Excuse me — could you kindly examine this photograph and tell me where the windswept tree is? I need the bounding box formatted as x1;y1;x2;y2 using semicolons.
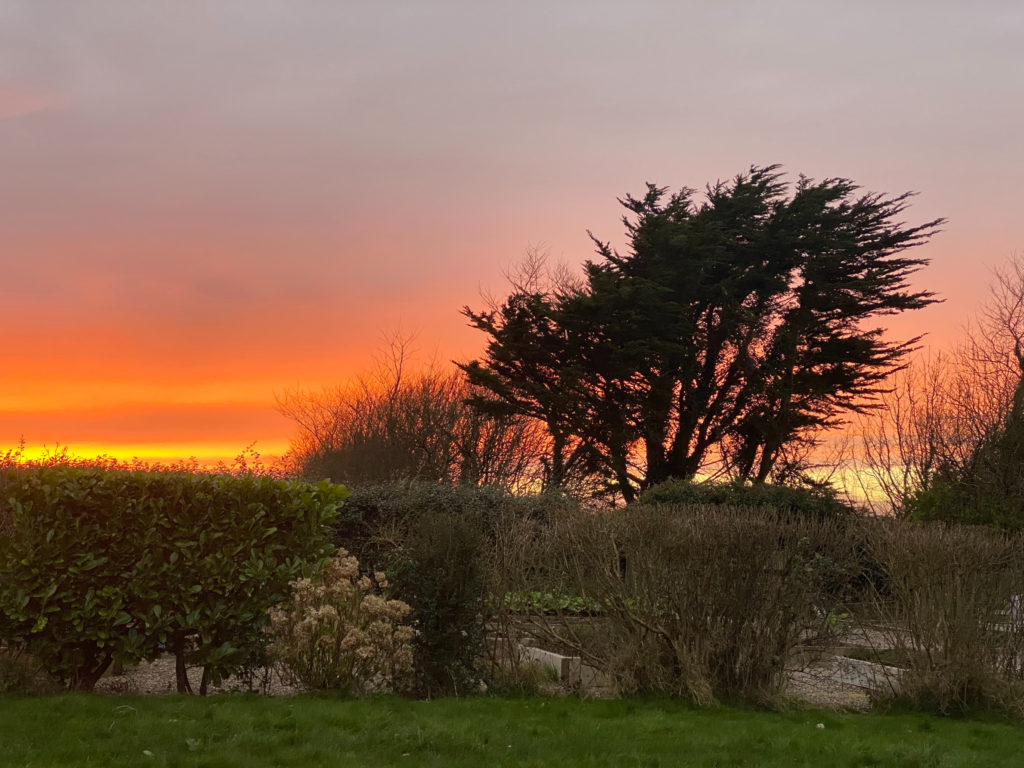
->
463;166;942;502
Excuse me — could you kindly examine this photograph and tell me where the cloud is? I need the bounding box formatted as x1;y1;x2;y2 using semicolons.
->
0;0;1020;462
0;79;67;120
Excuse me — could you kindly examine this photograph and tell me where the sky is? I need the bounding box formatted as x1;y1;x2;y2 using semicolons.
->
1;1;1022;465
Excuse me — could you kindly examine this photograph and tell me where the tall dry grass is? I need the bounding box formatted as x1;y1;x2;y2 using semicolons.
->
858;520;1024;714
494;504;859;705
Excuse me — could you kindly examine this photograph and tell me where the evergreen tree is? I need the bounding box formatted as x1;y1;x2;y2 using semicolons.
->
463;166;942;501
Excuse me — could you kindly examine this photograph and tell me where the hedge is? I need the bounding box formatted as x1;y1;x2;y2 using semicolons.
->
0;466;346;691
638;478;854;518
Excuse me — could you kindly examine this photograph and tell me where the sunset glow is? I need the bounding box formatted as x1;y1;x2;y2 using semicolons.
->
14;441;291;468
2;2;1022;466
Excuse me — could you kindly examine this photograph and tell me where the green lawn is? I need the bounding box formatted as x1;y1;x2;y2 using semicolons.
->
1;695;1022;767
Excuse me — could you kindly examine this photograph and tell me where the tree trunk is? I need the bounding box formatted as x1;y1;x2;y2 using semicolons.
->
609;445;635;504
73;646;113;692
173;634;193;695
546;430;567;490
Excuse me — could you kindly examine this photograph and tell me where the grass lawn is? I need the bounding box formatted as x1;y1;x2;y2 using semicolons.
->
1;695;1022;767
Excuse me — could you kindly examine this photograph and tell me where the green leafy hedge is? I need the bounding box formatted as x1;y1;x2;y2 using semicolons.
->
0;466;346;691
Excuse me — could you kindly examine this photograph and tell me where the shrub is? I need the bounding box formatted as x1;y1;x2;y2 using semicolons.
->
385;511;490;697
333;481;565;563
860;520;1024;715
269;549;414;695
331;481;573;697
495;504;859;705
0;466;345;691
639;479;854;519
640;480;868;633
909;474;1024;530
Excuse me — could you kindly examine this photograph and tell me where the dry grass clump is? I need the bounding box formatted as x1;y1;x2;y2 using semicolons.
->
494;504;858;706
0;645;58;695
269;548;414;695
860;520;1024;714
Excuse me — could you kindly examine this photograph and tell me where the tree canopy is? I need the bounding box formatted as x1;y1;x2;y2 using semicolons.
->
462;166;943;501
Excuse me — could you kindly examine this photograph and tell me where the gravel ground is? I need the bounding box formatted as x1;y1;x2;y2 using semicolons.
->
94;656;304;697
94;623;900;706
96;654;879;710
784;664;874;711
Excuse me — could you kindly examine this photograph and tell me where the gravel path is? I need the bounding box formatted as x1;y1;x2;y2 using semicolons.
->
784;664;874;710
94;656;303;697
97;654;882;711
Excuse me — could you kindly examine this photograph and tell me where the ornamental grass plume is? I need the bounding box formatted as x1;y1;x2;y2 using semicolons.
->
269;548;414;695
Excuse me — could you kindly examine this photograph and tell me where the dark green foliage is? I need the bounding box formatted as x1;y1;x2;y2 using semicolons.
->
502;591;602;616
638;478;855;519
387;511;489;697
464;166;942;501
332;481;575;697
909;478;1009;528
0;466;345;691
333;481;567;564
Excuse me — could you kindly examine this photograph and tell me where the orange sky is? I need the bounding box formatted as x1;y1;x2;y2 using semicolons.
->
2;2;1022;465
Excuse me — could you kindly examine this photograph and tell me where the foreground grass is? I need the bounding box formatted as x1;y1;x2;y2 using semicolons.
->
1;695;1022;767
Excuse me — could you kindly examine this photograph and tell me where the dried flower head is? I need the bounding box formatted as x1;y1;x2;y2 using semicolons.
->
269;548;414;695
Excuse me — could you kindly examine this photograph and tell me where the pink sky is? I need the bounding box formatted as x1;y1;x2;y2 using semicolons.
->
1;1;1022;463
